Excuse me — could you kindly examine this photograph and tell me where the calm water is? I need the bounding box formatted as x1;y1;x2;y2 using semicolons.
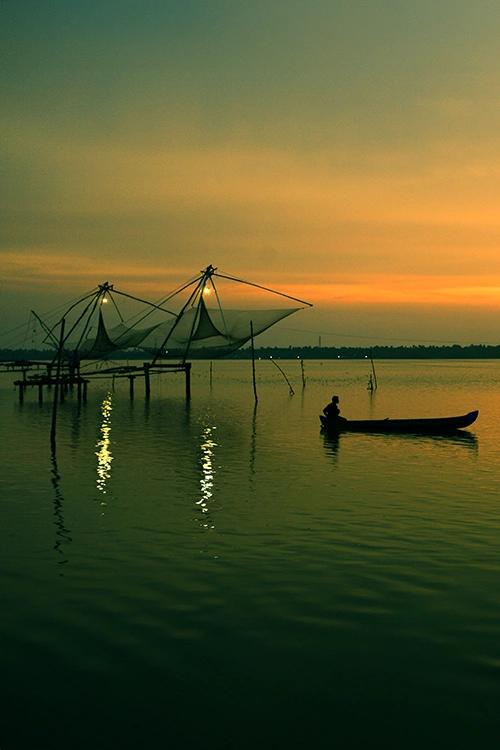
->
2;359;500;748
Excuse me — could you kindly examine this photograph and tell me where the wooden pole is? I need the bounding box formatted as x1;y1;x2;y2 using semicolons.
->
370;348;378;390
144;363;151;399
250;321;258;403
38;382;43;404
209;361;213;389
185;363;191;400
128;375;135;400
50;318;66;451
300;358;306;388
270;358;295;396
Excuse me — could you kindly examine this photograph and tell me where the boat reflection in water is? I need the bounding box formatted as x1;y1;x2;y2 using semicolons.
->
320;410;478;434
195;423;217;529
323;428;478;461
95;392;114;502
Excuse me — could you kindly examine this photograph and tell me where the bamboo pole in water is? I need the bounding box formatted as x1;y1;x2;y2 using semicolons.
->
185;363;191;400
370;348;378;390
250;321;258;403
270;358;295;396
300;358;306;388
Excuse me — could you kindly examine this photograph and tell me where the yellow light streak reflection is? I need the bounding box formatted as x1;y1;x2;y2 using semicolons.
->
95;392;113;498
196;425;217;529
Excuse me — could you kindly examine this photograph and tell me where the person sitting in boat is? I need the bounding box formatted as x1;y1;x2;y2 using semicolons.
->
323;394;345;422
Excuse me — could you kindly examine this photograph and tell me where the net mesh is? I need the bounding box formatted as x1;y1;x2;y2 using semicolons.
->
63;270;309;361
72;304;298;360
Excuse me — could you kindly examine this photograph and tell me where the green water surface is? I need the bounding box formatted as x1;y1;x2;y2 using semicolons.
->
1;360;499;748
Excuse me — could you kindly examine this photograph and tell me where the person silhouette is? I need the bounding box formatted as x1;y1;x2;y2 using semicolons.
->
323;394;341;421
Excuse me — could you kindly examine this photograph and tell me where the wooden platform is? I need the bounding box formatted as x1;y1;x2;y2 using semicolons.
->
9;360;192;402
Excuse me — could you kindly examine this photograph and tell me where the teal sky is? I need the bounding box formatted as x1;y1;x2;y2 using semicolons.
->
3;1;500;346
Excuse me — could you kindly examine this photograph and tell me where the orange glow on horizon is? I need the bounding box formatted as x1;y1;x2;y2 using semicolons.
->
4;249;500;310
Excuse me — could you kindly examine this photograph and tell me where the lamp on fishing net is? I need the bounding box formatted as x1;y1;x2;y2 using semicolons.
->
51;265;313;363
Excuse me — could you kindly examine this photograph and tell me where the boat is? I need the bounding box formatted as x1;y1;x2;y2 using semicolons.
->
320;410;478;434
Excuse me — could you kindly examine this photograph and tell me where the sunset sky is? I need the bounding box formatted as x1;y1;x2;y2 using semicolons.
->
3;0;500;346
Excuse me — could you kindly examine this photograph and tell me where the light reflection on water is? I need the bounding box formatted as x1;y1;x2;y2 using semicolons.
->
196;423;217;529
95;391;113;499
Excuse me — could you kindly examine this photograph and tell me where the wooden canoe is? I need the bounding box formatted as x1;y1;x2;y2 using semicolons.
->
320;410;478;434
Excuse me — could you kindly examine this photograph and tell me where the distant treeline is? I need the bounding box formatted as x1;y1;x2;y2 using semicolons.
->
3;344;500;361
233;344;500;360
